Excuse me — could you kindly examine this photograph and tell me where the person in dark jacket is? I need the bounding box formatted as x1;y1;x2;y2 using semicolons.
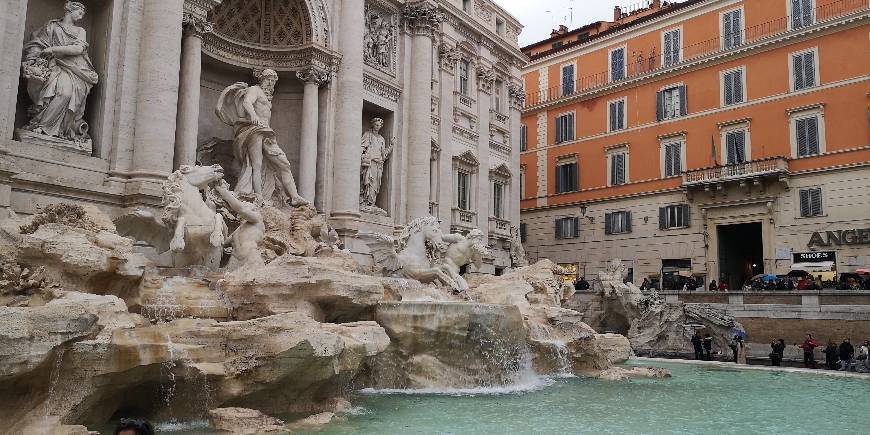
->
709;280;717;291
574;277;590;291
822;340;839;370
799;334;818;369
838;338;855;372
703;334;713;360
770;339;785;366
691;331;704;360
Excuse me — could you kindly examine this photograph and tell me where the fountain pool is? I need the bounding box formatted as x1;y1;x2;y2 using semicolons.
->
307;360;869;435
98;360;870;434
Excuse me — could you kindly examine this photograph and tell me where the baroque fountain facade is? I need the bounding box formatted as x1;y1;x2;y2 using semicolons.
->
0;1;743;433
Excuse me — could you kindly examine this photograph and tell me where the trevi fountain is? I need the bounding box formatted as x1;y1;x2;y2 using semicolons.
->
1;1;868;434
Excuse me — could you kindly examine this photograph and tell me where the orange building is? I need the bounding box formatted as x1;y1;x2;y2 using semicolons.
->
518;0;870;289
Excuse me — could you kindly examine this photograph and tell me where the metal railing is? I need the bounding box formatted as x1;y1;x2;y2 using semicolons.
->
683;157;789;186
525;0;868;107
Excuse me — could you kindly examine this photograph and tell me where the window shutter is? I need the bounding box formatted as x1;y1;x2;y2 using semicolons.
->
682;204;691;227
673;30;681;62
609;102;617;131
723;12;733;47
804;51;815;88
656;91;664;121
659;207;667;230
678;85;688;116
520;223;527;242
811;188;823;216
625;211;632;233
568;113;575;141
605;213;612;234
555;116;563;144
732;11;742;46
796;118;809;157
664;144;674;177
664;32;673;66
792;0;802;28
734;70;743;103
726;134;737;164
736;131;746;162
617;101;625;129
802;0;813;26
610;155;617;185
673;143;682;175
571;163;578;191
799;189;811;217
573;217;581;238
793;54;805;89
807;117;819;155
616;154;626;185
724;72;734;105
555;219;562;239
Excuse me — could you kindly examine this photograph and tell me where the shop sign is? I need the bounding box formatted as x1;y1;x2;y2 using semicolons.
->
792;251;836;263
807;229;870;248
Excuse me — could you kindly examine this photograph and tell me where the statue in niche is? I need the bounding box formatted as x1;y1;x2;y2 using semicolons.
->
215;69;309;207
359;117;394;215
364;7;395;71
19;1;99;152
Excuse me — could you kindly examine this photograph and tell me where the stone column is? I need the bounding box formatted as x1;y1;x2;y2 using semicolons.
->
296;66;329;203
173;14;212;170
508;82;525;226
403;2;441;221
0;0;28;140
131;0;184;178
476;66;496;239
331;0;366;218
437;43;460;232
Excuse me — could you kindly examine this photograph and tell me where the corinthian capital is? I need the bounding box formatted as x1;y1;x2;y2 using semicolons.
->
476;66;496;94
182;13;213;37
438;43;463;72
508;82;525;110
403;2;444;37
296;66;331;86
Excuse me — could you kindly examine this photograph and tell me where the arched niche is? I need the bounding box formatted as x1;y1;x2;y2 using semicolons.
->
15;0;114;158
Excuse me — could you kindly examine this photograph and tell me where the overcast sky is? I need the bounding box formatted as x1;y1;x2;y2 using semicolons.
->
493;0;628;47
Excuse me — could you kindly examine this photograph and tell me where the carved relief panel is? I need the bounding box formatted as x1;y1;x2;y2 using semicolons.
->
364;2;399;76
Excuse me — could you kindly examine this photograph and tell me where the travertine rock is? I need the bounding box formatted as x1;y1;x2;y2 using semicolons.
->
221;255;385;322
628;302;743;356
207;407;286;434
595;366;672;381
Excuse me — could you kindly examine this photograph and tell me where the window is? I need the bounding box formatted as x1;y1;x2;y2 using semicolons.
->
722;67;745;106
492;181;505;218
608;98;626;132
791;49;818;91
561;64;575;96
799;187;823;217
663;141;683;177
662;28;681;67
791;0;815;29
659;204;690;229
496;18;505;35
725;129;747;164
520;223;527;243
610;47;626;82
457;171;471;210
722;8;743;50
555;217;580;239
605;211;632;235
520;125;528;151
462;0;471;12
656;85;687;121
795;116;821;157
552;41;563;49
494;79;503;112
609;152;627;186
459;60;470;95
554;112;575;144
555;160;578;193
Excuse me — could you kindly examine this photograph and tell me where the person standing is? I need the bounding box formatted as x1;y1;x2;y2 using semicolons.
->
858;340;870;372
770;339;785;366
799;334;818;369
703;334;713;360
822;340;839;370
709;280;718;291
735;336;747;364
691;331;704;360
838;338;855;371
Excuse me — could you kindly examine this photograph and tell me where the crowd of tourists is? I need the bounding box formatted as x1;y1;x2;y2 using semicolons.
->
690;332;870;373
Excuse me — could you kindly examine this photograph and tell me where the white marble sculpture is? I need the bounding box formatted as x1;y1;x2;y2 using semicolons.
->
509;226;529;268
598;258;643;301
20;1;99;152
213;181;265;271
115;165;228;269
215;69;309;206
360;117;394;213
364;8;395;71
359;217;490;292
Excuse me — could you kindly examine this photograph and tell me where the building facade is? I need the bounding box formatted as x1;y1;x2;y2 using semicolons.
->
0;0;526;273
519;0;870;289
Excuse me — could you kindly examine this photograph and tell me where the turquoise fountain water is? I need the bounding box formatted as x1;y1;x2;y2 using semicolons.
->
307;360;870;435
97;360;870;434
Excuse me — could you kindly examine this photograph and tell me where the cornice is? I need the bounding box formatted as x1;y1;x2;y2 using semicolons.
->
438;3;527;67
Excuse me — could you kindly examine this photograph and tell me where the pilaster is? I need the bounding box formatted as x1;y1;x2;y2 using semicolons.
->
0;0;28;140
476;64;495;238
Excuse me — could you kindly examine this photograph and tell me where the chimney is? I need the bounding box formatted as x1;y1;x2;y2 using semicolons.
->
652;0;662;10
613;6;622;22
558;24;569;35
551;28;559;38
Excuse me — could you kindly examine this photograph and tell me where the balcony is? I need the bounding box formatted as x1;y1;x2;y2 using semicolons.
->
490;109;509;128
488;217;511;239
451;208;477;233
683;157;789;188
454;91;476;114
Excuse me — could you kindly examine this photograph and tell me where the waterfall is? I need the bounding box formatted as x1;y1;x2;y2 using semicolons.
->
142;277;186;322
42;347;66;418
